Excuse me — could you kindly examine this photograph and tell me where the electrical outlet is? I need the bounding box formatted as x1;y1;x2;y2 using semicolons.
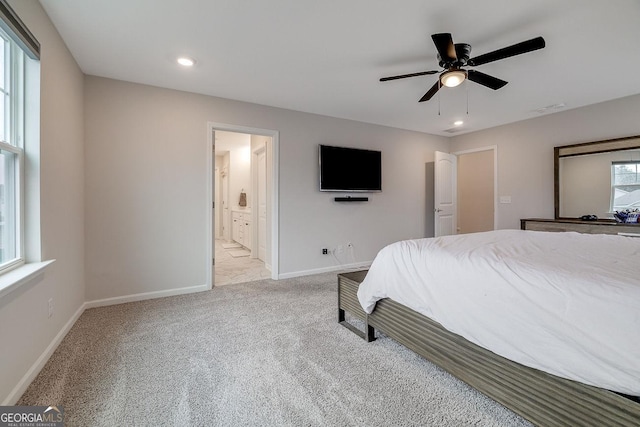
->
322;248;328;255
48;298;53;318
335;245;344;255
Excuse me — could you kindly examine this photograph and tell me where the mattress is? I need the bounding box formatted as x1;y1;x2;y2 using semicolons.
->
357;229;640;396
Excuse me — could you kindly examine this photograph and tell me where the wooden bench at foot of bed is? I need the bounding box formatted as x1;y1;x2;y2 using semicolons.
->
337;270;640;427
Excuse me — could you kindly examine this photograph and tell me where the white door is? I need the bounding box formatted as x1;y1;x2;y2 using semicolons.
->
257;148;267;261
434;151;457;237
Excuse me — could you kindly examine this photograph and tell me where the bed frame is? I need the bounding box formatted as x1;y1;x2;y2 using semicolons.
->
338;270;640;427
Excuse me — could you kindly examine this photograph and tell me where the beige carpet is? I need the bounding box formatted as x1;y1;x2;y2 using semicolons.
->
18;272;530;426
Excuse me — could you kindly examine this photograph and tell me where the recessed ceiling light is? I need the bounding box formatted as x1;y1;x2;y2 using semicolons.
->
453;120;464;126
177;57;195;67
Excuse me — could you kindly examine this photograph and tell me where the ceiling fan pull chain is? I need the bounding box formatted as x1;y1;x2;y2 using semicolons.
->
438;79;441;116
466;80;469;115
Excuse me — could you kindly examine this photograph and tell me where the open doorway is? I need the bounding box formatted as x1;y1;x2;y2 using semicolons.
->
455;146;497;234
207;122;279;289
433;147;497;237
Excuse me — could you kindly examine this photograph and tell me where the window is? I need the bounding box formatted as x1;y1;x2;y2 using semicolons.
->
611;161;640;212
0;0;40;275
0;27;24;271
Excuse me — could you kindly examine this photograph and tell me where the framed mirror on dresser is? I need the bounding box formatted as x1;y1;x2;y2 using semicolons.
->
522;135;640;235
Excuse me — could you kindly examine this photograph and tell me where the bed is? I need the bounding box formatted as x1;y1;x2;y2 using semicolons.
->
337;229;640;426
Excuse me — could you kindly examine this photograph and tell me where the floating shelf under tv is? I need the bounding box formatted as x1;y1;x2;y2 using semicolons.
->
334;196;369;202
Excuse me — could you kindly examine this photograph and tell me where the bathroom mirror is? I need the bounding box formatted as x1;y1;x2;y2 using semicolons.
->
555;135;640;219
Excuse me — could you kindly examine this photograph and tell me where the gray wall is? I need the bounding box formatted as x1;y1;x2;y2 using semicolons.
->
1;1;85;404
84;76;450;301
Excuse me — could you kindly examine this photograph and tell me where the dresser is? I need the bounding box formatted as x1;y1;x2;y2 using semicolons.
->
521;218;640;236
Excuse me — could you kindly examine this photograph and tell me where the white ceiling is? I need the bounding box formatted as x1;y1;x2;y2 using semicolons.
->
39;0;640;137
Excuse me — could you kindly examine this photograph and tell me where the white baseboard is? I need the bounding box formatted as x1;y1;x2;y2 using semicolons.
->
277;261;371;280
2;302;86;405
85;283;210;309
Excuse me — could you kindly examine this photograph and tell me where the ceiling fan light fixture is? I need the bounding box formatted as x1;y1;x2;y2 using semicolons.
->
440;70;466;87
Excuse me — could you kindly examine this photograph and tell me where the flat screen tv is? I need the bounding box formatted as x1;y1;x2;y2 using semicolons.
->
319;144;382;192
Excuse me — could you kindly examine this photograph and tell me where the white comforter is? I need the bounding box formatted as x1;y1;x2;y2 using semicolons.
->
357;229;640;396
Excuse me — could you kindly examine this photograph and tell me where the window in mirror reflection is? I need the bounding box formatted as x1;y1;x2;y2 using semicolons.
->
611;161;640;211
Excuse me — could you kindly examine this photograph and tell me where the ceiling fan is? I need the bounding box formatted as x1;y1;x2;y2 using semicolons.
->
380;33;546;102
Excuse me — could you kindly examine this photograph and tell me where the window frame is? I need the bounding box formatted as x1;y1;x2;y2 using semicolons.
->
0;26;25;273
0;0;53;298
610;160;640;212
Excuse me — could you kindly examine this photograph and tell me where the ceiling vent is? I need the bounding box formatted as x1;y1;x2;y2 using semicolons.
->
443;127;464;133
534;102;566;114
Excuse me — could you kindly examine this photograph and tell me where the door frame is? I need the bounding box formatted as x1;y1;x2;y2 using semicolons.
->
206;121;279;288
453;145;498;231
214;166;220;238
251;144;267;262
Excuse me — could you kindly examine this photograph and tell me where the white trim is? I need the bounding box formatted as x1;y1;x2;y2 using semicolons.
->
251;144;267;260
0;140;22;154
206;123;213;288
206;121;279;285
84;283;209;309
271;131;279;279
453;145;498;230
278;261;373;280
0;259;54;299
23;55;41;264
2;300;84;405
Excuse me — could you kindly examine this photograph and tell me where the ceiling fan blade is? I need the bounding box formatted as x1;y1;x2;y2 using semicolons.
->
380;70;439;82
431;33;457;62
467;36;545;66
467;70;508;90
419;81;440;102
